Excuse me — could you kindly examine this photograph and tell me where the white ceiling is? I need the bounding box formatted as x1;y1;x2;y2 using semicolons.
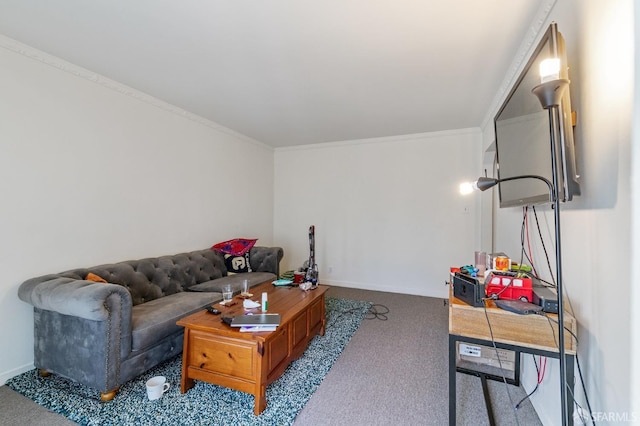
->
0;0;544;147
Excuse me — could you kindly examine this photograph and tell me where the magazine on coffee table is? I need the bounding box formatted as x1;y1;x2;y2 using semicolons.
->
230;314;281;327
238;325;278;332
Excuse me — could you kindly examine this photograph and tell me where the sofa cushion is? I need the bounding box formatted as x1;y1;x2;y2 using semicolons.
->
188;272;276;293
130;292;222;351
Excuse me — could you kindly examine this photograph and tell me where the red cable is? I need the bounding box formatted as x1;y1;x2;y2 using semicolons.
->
525;207;535;270
538;356;547;384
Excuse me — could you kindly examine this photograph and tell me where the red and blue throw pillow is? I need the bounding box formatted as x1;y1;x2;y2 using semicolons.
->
211;238;257;256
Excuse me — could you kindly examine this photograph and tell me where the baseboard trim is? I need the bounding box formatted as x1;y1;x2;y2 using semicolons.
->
0;362;34;386
321;279;447;299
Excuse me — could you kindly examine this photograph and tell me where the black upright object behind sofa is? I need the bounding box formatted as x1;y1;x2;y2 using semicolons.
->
18;246;283;400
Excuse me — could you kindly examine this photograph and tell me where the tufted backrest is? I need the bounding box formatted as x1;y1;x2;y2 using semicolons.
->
249;246;283;278
62;249;226;306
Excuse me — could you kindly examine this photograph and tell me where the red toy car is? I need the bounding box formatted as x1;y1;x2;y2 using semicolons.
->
484;273;533;302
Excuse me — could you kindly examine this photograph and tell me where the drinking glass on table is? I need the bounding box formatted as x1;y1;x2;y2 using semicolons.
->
222;284;233;303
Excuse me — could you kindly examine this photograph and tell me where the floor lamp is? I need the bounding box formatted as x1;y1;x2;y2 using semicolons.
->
459;70;571;425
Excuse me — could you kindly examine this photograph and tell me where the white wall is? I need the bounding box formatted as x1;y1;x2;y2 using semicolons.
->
0;37;275;384
273;129;481;298
632;0;640;419
482;0;636;424
3;3;637;423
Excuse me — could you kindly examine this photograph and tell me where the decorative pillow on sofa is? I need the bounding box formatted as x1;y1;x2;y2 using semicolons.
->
85;272;107;283
224;253;252;275
212;238;257;256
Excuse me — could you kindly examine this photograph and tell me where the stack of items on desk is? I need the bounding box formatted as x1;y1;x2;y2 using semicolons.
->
451;253;558;313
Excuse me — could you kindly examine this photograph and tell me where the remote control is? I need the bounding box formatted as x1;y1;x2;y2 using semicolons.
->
206;306;221;315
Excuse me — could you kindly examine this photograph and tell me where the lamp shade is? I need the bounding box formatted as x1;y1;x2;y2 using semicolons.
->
475;177;500;191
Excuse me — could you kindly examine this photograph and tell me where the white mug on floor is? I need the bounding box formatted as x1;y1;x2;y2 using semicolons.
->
146;376;170;400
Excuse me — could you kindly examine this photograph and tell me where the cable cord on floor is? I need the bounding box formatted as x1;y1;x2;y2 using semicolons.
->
494;206;592;424
325;304;389;331
366;304;389;320
574;352;596;425
325;307;368;330
526;205;593;423
543;315;596;426
514;354;544;410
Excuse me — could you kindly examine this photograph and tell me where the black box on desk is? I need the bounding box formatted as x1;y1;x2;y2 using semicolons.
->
453;273;485;307
533;284;559;313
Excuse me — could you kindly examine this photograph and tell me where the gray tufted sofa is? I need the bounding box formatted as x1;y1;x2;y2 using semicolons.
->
18;246;283;400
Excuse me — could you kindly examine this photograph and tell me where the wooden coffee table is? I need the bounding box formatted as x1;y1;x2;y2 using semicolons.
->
177;281;329;415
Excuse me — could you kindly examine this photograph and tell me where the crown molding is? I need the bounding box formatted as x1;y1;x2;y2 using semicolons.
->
0;33;273;151
274;127;482;152
480;0;557;132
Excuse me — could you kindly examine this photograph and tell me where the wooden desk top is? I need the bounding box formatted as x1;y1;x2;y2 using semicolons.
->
449;286;576;354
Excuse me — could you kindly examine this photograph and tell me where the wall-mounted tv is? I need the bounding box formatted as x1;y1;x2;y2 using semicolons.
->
494;22;580;208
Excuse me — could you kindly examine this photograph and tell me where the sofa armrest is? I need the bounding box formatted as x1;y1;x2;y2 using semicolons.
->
21;275;134;392
249;246;284;277
19;274;133;321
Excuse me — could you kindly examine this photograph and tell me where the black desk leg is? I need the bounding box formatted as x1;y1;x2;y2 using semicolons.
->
566;354;575;426
480;373;496;426
449;335;457;426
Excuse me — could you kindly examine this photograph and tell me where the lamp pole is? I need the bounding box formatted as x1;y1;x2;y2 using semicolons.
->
532;79;570;426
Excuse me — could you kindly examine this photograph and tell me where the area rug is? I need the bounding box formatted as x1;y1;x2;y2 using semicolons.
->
7;297;371;426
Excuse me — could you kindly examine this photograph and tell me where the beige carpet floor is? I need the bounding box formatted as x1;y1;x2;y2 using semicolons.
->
0;286;542;425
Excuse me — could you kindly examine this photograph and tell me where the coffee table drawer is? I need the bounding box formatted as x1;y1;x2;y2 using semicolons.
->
188;330;256;381
309;298;323;330
292;310;308;347
265;324;289;372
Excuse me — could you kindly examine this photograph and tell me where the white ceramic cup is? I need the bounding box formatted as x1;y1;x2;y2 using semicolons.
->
146;376;170;401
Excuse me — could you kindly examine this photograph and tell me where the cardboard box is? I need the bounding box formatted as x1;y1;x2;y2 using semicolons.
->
456;342;517;382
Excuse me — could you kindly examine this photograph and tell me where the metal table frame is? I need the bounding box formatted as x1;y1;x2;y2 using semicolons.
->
449;333;575;426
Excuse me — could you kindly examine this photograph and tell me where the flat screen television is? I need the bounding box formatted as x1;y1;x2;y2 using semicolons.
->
494;22;580;208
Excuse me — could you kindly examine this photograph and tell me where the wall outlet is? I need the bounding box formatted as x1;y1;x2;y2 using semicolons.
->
328;266;333;274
